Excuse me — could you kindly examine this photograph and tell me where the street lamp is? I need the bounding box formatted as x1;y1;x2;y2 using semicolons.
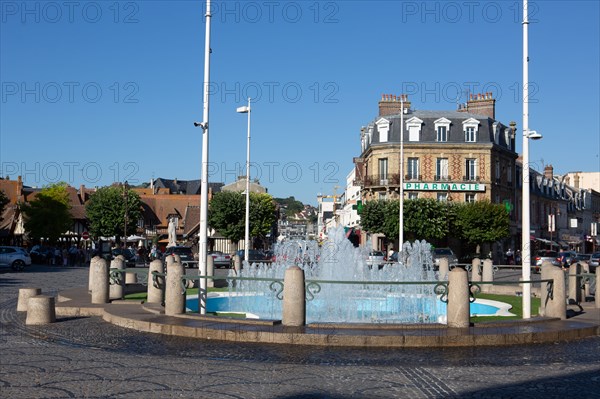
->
237;98;251;264
123;181;129;246
398;94;405;258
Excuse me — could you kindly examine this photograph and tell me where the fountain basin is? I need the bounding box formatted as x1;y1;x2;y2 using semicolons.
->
186;294;514;323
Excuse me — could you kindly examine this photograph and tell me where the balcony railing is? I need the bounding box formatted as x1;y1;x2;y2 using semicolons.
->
463;175;481;182
434;175;452;181
363;174;401;187
404;174;422;181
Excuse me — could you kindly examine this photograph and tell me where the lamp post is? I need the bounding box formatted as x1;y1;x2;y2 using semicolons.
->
123;181;129;247
398;94;405;257
237;98;251;264
193;0;212;315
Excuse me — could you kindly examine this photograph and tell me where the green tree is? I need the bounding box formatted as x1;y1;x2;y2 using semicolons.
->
85;186;142;241
0;189;9;223
359;200;386;234
209;191;277;246
402;198;452;242
454;200;510;248
21;183;72;244
208;191;245;243
249;192;277;242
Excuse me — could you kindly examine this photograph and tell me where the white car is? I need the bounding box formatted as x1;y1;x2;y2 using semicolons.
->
0;246;32;271
366;251;386;269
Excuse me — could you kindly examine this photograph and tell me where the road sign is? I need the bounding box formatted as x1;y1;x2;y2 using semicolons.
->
82;231;90;240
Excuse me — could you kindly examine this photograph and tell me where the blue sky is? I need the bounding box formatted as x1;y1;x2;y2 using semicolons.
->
1;0;599;204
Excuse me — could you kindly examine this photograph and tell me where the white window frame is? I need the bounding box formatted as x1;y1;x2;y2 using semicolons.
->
465;193;477;203
436;158;449;180
405;116;423;142
376;118;390;143
408;192;419;200
466;158;477;181
434;117;451;142
437;192;449;202
378;158;388;183
462;118;480;142
408;158;420;180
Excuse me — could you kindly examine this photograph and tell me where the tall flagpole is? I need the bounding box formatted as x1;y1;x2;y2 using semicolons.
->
197;0;212;315
399;95;404;257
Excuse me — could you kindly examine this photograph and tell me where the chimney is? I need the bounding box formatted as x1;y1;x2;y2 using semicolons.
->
378;94;411;116
459;92;496;119
544;164;554;180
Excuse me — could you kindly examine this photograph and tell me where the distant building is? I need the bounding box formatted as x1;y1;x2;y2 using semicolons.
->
221;176;267;194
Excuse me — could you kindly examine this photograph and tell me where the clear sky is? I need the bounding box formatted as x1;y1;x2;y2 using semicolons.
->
1;0;599;204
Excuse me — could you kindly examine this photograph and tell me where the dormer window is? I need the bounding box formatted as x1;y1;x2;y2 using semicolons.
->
434;118;451;142
462;118;480;142
405;116;423;142
376;118;390;143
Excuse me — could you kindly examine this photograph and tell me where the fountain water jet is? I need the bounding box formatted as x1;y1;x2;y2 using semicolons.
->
222;227;444;324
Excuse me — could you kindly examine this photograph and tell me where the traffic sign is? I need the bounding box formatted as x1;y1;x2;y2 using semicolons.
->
82;231;90;240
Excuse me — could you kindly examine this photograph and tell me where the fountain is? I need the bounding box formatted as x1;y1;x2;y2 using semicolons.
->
208;227;446;324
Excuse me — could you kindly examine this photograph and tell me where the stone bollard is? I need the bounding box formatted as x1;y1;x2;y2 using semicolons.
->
438;258;449;280
26;295;56;325
579;262;591;298
447;268;470;328
147;259;165;304
207;255;214;288
596;271;600;309
568;262;582;305
109;258;126;300
165;261;185;315
482;259;494;293
17;288;41;312
89;256;101;292
234;255;241;276
125;271;138;285
91;257;110;304
282;266;306;327
471;258;481;282
541;262;566;319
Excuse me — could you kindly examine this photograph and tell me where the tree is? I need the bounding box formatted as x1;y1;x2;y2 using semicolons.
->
21;183;73;244
249;192;277;244
85;185;142;241
359;200;386;234
208;191;277;247
0;189;9;223
454;200;510;249
403;198;452;242
208;191;245;243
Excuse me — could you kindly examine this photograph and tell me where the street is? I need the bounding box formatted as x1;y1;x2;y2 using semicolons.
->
1;265;599;399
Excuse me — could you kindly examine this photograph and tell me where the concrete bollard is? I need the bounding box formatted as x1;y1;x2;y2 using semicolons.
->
125;271;137;285
147;259;165;304
89;256;101;292
596;271;600;309
109;258;126;300
541;262;566;319
579;261;591;298
438;258;449;280
207;255;214;288
17;288;41;312
482;259;494;293
234;255;241;276
165;261;185;315
447;268;470;328
91;257;110;304
282;266;306;327
471;258;481;282
568;262;582;305
26;295;56;325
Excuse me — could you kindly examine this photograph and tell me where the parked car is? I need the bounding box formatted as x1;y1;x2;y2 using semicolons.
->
0;246;32;271
232;249;269;266
163;246;196;267
208;251;231;268
29;245;55;264
431;248;458;271
589;253;600;273
366;250;386;269
111;248;137;268
533;250;560;272
558;251;577;267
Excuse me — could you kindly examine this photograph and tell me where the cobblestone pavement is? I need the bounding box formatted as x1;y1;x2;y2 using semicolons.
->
1;266;599;399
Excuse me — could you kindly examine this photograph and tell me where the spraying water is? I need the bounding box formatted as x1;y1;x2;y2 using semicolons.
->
226;227;443;324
